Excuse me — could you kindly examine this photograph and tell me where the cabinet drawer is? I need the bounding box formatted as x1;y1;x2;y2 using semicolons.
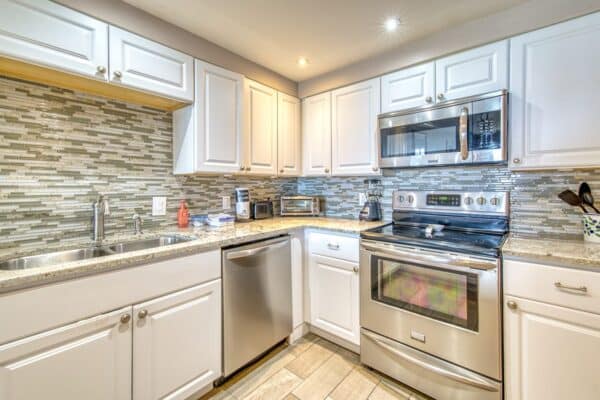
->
504;259;600;315
308;231;359;262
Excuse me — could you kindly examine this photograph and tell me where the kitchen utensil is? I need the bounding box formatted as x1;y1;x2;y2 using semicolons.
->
579;182;599;213
558;190;588;213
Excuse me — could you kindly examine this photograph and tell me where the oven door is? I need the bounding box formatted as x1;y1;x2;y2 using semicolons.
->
359;240;502;380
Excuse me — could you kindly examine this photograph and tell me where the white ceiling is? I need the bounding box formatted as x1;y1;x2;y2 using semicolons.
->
123;0;525;82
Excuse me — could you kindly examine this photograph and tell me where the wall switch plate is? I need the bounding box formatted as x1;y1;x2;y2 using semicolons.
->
222;196;231;210
152;196;166;216
358;193;367;204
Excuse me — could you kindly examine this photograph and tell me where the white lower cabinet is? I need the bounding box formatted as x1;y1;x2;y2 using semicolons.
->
504;259;600;399
0;306;132;400
307;231;360;346
133;280;222;400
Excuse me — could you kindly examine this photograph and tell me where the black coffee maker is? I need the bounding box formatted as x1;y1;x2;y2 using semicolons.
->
359;179;382;221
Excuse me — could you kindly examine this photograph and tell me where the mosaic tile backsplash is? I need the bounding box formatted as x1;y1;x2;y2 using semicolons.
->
0;76;295;252
1;75;599;253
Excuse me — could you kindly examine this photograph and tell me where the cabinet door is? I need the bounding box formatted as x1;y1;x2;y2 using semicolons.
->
243;79;278;175
133;280;221;400
331;78;380;176
504;296;600;400
0;306;132;400
197;60;244;173
0;0;108;80
109;26;194;102
277;92;302;176
436;40;507;102
309;254;359;345
509;13;600;170
302;92;332;176
381;62;435;113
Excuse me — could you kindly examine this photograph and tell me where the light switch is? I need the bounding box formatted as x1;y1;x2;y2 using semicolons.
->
222;196;231;210
152;196;166;216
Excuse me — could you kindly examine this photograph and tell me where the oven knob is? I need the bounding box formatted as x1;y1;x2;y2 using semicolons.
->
407;195;414;204
464;197;473;205
477;197;486;205
397;195;405;203
490;197;500;206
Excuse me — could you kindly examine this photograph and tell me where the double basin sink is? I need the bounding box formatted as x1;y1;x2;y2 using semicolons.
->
0;235;194;271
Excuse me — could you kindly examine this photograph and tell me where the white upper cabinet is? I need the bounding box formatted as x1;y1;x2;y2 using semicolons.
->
109;26;194;102
243;79;278;175
331;78;381;176
0;306;132;400
277;92;302;176
436;40;508;101
381;62;435;113
0;0;108;80
302;92;332;176
509;12;600;170
173;60;243;174
133;281;221;400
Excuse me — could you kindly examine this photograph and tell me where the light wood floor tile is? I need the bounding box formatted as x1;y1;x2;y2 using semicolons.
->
285;340;334;379
316;338;360;364
289;334;319;357
328;366;380;400
244;368;302;400
283;394;300;400
230;350;298;399
292;354;354;400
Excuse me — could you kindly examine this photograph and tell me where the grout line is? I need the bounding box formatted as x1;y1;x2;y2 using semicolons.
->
322;362;356;400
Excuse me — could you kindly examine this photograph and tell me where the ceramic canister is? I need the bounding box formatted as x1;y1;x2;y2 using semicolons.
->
583;213;600;243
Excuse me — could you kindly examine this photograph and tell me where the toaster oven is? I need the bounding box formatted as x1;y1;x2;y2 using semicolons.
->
280;196;320;216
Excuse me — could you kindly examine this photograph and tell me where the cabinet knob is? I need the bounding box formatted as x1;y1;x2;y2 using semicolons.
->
114;70;122;78
353;266;359;273
246;166;251;171
279;169;284;173
324;168;330;173
240;166;245;171
512;158;521;164
120;314;131;324
425;96;433;103
507;301;518;310
437;93;445;100
96;66;106;74
138;309;148;319
372;166;378;172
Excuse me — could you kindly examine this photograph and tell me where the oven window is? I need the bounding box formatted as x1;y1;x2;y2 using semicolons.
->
283;199;312;213
371;256;478;331
380;117;459;158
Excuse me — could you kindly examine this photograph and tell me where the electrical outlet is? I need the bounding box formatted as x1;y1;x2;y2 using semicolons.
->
222;196;231;210
358;193;367;204
152;196;166;216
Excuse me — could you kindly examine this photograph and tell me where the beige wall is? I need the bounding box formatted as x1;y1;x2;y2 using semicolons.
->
54;0;298;96
298;0;600;98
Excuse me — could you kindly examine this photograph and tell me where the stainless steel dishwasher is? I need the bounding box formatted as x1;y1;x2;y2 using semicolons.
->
222;235;292;377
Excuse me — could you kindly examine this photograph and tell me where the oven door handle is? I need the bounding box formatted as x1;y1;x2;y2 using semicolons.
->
362;330;499;392
459;107;469;160
361;242;497;271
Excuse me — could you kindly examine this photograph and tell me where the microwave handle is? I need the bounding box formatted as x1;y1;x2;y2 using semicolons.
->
459;107;469;160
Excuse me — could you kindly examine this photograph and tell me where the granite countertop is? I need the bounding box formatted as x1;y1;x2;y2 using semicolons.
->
502;234;600;272
0;217;388;293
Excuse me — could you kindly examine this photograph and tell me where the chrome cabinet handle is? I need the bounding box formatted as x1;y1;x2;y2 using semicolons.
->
120;314;131;324
114;70;122;78
327;243;340;250
97;66;106;74
437;93;445;100
425;96;433;103
506;300;517;310
555;282;587;293
459;107;469;161
138;309;148;319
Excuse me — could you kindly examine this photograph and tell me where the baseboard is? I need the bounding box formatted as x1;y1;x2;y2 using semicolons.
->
308;324;360;354
289;322;310;343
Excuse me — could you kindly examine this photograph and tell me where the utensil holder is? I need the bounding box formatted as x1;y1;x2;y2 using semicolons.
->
583;213;600;243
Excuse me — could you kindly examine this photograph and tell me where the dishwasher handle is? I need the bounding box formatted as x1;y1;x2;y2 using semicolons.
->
226;237;289;260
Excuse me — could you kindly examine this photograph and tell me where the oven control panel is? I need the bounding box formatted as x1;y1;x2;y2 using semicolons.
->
393;191;509;215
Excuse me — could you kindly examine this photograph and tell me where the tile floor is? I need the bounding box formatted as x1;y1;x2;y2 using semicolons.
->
200;334;431;400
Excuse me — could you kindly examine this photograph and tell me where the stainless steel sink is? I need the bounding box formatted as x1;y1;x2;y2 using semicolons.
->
0;235;194;271
106;235;193;253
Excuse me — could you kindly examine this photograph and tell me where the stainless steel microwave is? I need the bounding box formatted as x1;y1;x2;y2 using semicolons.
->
378;90;507;168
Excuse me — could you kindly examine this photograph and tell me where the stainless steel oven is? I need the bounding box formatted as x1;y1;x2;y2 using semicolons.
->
378;90;507;168
360;240;502;400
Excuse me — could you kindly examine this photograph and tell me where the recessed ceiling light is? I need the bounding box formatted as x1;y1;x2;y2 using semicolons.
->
384;17;400;32
297;57;308;67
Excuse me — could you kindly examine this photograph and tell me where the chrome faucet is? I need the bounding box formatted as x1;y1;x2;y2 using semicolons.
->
132;213;143;235
91;195;110;243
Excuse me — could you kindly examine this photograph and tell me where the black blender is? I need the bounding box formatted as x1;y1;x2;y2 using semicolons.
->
359;179;382;221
